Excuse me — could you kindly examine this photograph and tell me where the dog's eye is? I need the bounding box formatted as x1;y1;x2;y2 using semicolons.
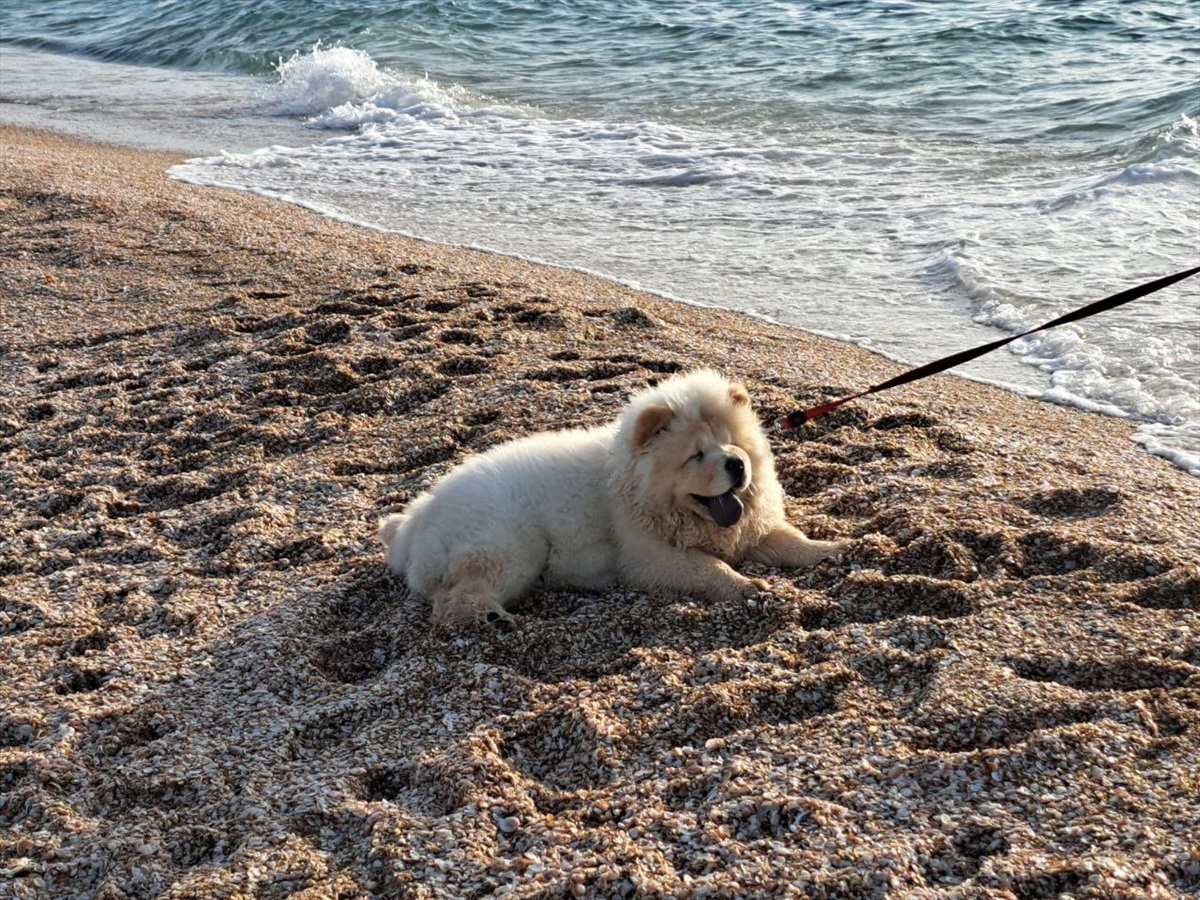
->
690;450;704;462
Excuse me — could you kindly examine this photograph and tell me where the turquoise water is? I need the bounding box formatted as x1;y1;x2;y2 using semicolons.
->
2;1;1198;472
3;1;1195;137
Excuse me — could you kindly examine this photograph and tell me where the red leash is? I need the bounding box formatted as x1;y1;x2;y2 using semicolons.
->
776;264;1200;430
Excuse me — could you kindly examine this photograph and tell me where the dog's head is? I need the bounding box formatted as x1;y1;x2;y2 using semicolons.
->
614;370;773;541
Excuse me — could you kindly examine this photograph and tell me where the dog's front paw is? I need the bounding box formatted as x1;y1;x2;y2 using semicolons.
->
729;575;770;600
825;538;854;558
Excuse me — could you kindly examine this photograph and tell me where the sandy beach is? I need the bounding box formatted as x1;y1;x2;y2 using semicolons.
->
2;125;1198;898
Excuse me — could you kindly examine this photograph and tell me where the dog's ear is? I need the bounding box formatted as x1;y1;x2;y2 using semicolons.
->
728;383;751;406
631;404;672;452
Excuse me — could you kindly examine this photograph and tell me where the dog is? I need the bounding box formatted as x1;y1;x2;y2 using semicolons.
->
379;370;847;625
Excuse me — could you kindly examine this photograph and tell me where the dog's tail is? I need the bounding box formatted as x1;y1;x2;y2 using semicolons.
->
378;511;414;575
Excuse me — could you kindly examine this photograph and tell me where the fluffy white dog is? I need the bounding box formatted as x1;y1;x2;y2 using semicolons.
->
380;370;847;625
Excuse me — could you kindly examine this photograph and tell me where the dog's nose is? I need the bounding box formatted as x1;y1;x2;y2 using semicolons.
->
724;456;745;485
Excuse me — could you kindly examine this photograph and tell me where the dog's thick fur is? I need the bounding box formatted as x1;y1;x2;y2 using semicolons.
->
380;370;847;625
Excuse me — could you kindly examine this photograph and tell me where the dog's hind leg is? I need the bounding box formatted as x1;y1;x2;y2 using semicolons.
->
431;580;514;626
431;539;548;626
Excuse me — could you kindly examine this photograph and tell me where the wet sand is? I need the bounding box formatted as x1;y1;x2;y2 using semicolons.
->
2;126;1198;898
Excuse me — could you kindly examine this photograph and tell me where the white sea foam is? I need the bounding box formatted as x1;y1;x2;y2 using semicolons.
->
1132;423;1200;477
268;43;478;129
206;148;303;169
270;45;392;116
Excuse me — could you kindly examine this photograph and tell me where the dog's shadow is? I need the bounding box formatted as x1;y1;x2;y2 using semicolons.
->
444;584;791;684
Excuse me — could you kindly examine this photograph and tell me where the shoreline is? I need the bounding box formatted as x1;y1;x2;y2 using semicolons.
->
169;168;1057;404
3;125;1198;897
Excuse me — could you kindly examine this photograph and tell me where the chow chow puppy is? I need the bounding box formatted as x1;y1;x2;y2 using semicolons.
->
379;370;847;625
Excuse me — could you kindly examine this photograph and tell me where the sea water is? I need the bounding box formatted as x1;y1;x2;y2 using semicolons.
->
2;1;1197;474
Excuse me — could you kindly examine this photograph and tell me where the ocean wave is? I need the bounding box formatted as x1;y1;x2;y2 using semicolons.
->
270;46;392;117
1101;161;1200;188
1106;113;1200;184
1030;114;1199;214
267;44;476;127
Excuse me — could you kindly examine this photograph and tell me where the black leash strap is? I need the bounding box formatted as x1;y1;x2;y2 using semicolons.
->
776;264;1200;430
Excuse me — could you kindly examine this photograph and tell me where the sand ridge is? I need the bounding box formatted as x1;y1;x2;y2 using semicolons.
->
2;127;1198;898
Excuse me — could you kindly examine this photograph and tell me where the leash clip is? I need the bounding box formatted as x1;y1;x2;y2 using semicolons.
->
770;413;800;434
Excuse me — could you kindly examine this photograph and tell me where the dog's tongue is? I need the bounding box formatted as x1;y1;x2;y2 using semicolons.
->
707;491;743;528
